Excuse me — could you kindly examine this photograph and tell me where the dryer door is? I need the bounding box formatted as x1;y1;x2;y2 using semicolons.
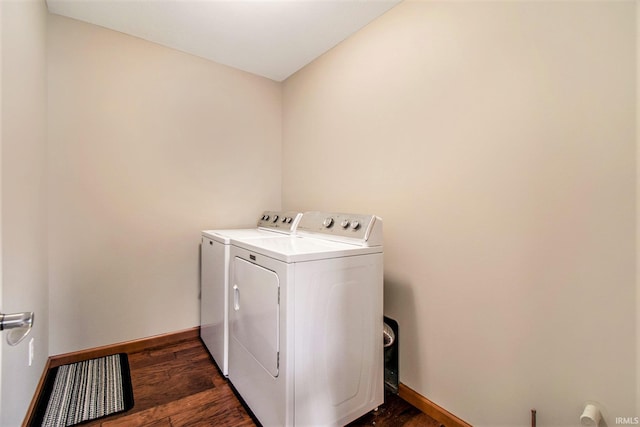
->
231;257;280;377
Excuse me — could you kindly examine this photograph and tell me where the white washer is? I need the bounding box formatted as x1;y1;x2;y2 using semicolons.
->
228;211;384;427
200;210;301;376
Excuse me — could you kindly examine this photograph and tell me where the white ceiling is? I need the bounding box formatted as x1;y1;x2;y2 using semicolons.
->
46;0;402;82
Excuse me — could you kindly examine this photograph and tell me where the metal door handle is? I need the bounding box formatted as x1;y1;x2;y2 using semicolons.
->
233;285;240;311
0;311;34;346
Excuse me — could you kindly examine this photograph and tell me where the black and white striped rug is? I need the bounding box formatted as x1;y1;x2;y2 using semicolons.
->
32;354;134;427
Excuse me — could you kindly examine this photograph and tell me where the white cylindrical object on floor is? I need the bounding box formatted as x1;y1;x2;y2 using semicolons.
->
580;403;602;426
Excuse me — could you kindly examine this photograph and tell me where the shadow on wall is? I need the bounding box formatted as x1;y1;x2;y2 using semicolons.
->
383;274;422;387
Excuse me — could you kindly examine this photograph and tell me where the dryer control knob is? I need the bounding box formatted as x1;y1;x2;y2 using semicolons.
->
263;215;270;221
323;217;334;228
272;215;279;223
341;220;350;229
351;220;361;230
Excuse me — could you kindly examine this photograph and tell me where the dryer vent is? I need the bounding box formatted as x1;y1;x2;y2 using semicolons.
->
383;316;399;393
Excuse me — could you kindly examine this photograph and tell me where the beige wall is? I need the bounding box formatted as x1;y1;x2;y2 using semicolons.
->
1;2;636;424
47;15;282;355
636;0;640;417
283;2;636;425
1;0;49;424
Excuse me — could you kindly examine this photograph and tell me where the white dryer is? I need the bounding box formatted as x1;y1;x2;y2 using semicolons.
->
228;211;384;427
200;211;301;376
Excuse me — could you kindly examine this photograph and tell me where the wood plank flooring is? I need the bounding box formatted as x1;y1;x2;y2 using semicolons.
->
72;336;442;427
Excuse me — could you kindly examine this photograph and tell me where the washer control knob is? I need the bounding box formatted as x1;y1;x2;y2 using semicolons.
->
341;220;350;229
272;215;279;223
351;220;360;230
323;217;334;228
263;215;270;221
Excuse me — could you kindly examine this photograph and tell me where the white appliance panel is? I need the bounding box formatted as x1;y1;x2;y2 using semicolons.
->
200;236;229;374
232;257;280;377
231;235;380;263
294;254;384;426
229;248;294;427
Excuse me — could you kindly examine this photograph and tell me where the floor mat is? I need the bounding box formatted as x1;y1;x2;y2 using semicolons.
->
31;353;134;427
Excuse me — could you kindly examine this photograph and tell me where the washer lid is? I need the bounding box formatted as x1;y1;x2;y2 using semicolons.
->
202;210;303;243
231;236;382;263
202;228;283;244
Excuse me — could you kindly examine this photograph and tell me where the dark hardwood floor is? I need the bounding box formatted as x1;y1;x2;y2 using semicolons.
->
76;336;441;427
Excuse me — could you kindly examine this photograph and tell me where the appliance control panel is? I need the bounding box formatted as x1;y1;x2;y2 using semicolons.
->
257;211;302;233
296;211;383;246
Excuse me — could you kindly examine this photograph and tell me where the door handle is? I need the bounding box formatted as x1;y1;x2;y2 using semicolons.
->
233;285;240;311
0;311;34;346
